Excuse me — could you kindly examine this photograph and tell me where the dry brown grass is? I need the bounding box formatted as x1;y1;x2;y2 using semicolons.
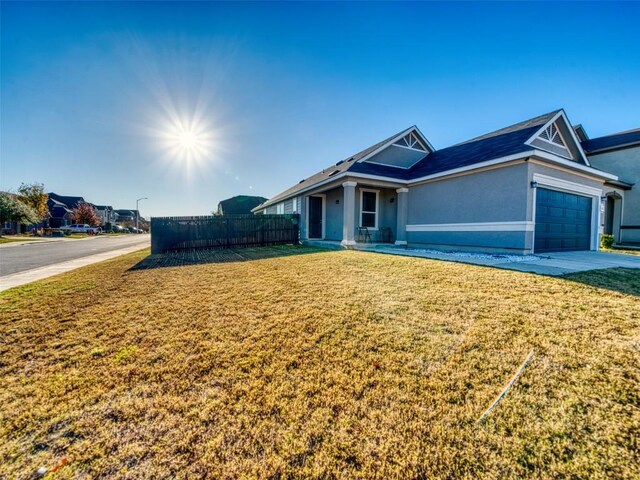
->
1;247;639;479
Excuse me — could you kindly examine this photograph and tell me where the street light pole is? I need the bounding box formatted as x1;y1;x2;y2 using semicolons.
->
136;197;148;232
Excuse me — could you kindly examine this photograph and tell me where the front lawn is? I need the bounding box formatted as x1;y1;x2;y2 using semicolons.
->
1;247;638;478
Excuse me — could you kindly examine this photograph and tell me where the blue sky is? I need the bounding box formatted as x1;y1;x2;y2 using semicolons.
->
2;1;639;217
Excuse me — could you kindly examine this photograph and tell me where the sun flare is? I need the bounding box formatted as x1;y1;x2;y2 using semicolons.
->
178;130;199;149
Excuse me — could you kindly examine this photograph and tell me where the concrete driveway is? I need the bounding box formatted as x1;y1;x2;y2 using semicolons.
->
366;244;640;276
495;251;640;276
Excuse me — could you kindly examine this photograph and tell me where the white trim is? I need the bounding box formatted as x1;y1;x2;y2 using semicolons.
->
406;221;535;232
525;110;591;166
356;126;435;166
534;130;573;160
305;194;326;240
532;173;603;197
531;186;537;254
392;143;427;153
342;181;358;188
396;187;409;193
530;150;616;180
359;188;379;230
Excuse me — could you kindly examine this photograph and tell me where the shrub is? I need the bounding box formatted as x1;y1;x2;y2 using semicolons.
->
601;234;615;249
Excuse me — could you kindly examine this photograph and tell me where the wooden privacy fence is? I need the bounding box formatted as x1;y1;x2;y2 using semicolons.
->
150;214;300;254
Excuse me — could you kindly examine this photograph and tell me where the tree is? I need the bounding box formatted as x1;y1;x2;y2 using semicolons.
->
17;182;49;223
0;192;38;231
71;203;100;226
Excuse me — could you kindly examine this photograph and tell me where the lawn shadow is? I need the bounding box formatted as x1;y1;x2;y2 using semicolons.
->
561;267;640;297
129;245;327;271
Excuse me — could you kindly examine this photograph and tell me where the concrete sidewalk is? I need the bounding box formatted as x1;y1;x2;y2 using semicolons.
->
0;243;148;292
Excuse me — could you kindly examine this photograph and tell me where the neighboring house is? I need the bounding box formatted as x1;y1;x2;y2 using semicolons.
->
579;129;640;245
47;193;86;228
94;205;115;226
217;195;268;215
254;109;636;254
113;209;136;223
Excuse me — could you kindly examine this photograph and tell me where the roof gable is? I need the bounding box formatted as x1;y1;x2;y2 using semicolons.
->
358;126;433;169
524;110;590;165
48;193;86;209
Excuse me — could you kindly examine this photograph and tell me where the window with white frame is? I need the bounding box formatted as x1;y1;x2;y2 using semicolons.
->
360;190;378;228
276;203;284;214
292;197;297;213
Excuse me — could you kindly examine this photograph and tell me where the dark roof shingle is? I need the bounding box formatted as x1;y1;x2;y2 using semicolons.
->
260;110;592;208
581;129;640;153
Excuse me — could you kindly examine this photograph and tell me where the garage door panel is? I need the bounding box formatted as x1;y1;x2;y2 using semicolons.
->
535;188;592;253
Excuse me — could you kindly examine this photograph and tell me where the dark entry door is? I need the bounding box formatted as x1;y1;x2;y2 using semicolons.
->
308;196;323;239
534;188;592;253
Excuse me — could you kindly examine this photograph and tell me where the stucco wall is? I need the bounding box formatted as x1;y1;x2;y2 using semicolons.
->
588;146;640;242
408;163;529;224
324;188;344;241
405;163;530;251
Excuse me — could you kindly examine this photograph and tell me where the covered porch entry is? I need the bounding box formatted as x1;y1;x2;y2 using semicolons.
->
303;179;408;246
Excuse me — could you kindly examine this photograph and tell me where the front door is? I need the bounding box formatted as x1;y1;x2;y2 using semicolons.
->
308;196;323;239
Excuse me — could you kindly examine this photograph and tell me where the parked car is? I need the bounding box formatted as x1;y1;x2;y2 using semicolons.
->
64;224;99;234
128;227;143;234
111;225;127;233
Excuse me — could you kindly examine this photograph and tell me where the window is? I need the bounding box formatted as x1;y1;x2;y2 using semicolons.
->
360;190;378;228
292;197;298;213
276;203;284;214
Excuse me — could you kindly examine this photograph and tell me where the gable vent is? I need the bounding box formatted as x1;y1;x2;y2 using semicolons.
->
540;123;565;146
393;132;426;151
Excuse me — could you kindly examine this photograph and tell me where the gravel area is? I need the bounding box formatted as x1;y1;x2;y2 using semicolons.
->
377;246;542;263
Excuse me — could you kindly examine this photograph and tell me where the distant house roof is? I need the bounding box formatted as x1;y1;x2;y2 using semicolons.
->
581;128;640;154
114;209;136;217
218;195;268;215
257;109;612;211
50;205;73;218
94;205;113;210
47;193;86;209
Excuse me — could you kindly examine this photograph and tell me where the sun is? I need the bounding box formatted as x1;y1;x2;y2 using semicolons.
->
177;129;199;150
163;121;212;164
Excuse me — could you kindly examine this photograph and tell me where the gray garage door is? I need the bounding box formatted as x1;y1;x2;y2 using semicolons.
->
535;188;592;253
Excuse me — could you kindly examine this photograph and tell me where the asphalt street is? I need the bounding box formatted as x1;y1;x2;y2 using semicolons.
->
0;235;150;276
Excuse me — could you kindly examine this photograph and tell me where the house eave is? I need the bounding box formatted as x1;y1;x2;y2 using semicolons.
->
530;150;618;181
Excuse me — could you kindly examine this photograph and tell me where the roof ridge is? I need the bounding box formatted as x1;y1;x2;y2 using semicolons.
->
586;127;640;140
453;109;562;146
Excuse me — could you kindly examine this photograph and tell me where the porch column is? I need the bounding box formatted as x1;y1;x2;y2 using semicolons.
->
341;181;357;246
395;187;409;246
